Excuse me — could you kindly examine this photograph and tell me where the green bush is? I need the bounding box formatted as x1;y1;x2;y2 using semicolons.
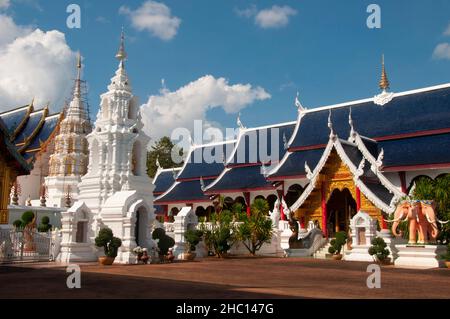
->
13;219;22;228
95;227;122;258
328;231;347;255
236;198;273;256
200;210;236;258
21;211;35;226
412;175;450;244
152;228;175;256
38;216;52;232
368;237;390;262
184;229;203;252
441;243;450;261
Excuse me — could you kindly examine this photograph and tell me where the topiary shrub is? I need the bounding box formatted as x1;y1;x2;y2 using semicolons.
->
152;228;175;261
13;219;22;229
95;227;122;258
368;237;390;262
328;231;347;255
184;229;203;252
38;216;52;232
21;211;35;227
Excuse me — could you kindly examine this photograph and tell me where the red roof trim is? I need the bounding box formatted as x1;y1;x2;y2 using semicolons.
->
154;199;212;205
288;128;450;151
289;144;327;152
205;185;275;195
382;162;450;172
373;128;450;142
267;174;307;181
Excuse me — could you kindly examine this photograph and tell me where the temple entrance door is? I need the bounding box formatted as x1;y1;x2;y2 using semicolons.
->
134;207;148;247
326;188;357;238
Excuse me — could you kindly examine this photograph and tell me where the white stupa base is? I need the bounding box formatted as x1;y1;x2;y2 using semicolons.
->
56;243;97;263
344;245;375;262
394;244;446;269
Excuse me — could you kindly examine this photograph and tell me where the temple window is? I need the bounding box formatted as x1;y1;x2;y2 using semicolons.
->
131;141;141;176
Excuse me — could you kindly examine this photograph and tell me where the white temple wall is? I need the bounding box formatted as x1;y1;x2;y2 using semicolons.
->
15;152;50;205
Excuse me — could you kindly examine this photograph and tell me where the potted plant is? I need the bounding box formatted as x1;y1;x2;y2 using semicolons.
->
328;231;347;260
152;228;175;263
184;229;203;261
368;237;391;265
95;227;122;265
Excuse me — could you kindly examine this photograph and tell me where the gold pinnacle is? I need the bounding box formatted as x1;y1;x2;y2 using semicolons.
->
379;54;390;91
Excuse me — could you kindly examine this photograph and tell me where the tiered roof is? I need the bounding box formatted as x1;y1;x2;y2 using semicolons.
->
0;103;62;163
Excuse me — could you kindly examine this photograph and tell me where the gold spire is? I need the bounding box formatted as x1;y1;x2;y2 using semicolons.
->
74;51;82;97
379;54;390;91
115;28;127;64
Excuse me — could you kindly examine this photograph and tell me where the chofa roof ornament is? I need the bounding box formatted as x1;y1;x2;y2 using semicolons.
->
374;54;394;106
295;91;307;112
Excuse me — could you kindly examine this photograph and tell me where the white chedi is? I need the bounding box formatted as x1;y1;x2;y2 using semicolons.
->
57;32;155;264
45;53;92;208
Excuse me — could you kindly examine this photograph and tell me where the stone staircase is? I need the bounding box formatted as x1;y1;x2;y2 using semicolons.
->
313;239;331;259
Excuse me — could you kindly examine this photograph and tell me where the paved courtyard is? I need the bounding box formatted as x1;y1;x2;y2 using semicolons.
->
1;257;449;299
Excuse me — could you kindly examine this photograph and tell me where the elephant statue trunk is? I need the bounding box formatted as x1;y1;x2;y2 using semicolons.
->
391;201;409;237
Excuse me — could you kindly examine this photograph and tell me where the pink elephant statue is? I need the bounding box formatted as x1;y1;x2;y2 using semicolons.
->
392;199;440;245
418;201;439;244
391;200;419;244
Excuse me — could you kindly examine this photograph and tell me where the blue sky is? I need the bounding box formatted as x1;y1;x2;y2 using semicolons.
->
2;0;450;140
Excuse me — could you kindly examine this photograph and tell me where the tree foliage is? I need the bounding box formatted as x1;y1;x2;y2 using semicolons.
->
146;136;184;178
412;175;450;244
200;210;236;258
236;198;273;256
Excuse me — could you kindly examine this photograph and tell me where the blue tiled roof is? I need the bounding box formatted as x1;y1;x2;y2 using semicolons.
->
341;140;364;168
153;170;177;195
26;115;59;151
269;148;323;179
14;110;45;145
0;105;30;136
155;180;211;204
177;142;234;180
206;165;273;193
290;86;450;149
0;118;31;174
228;123;295;165
380;133;450;168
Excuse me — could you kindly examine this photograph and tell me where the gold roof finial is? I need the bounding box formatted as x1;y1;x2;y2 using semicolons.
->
74;51;82;97
379;54;390;92
115;27;127;64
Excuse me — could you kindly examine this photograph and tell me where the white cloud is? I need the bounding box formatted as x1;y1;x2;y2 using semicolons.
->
432;43;450;60
119;1;181;41
0;14;31;46
234;4;257;18
140;75;271;140
0;0;10;10
255;5;297;29
444;23;450;36
0;14;76;111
